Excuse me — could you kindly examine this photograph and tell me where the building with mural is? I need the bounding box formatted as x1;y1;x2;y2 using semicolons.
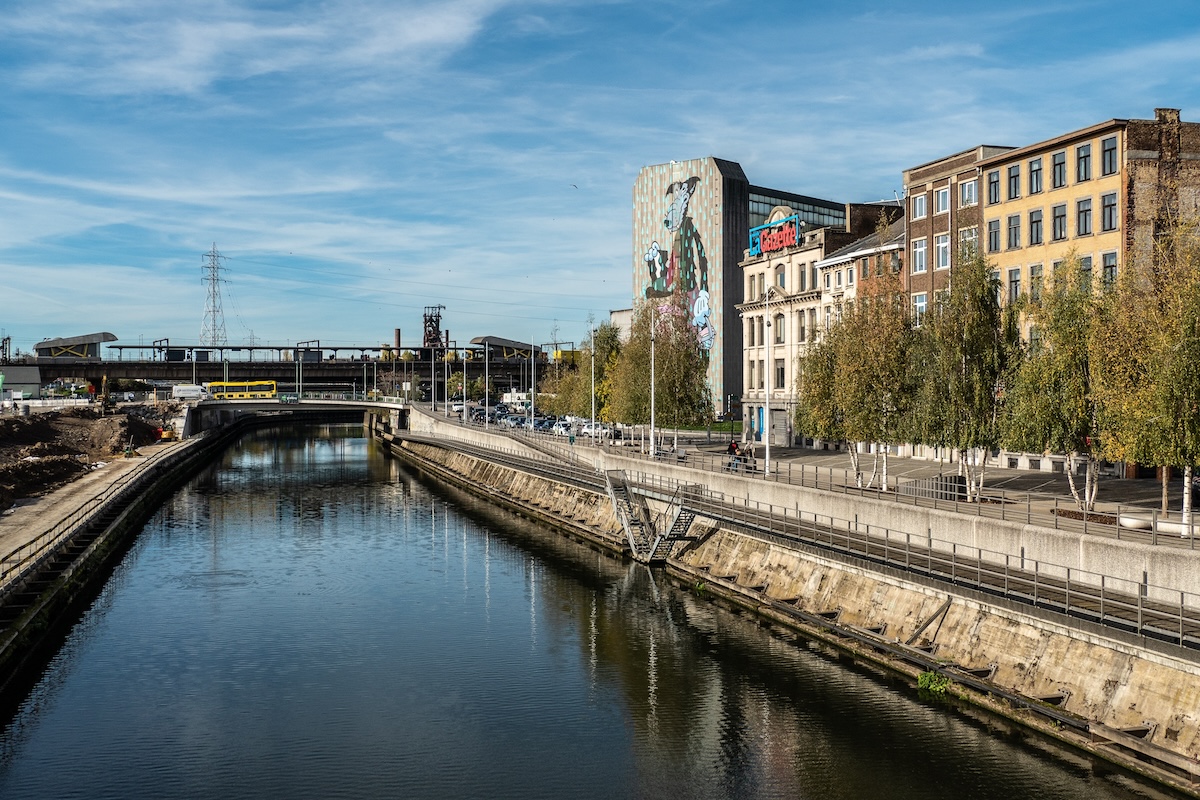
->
632;157;845;415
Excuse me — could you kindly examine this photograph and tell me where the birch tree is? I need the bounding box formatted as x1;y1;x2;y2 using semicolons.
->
908;250;1013;500
1094;214;1200;526
1003;254;1102;510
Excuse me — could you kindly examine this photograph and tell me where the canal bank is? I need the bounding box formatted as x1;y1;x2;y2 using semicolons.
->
375;407;1200;796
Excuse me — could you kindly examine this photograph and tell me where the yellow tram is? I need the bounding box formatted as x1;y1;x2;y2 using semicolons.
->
207;380;278;400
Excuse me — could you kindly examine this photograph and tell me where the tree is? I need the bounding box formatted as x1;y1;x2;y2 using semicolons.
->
1094;213;1200;524
606;295;711;435
1003;254;1102;510
907;249;1014;500
833;267;910;489
539;323;621;418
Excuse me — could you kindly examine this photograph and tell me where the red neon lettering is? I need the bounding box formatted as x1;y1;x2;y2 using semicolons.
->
760;221;795;253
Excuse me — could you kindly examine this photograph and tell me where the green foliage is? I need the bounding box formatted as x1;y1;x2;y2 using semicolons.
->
909;249;1010;455
539;323;622;418
607;296;711;426
917;670;951;695
1092;213;1200;514
1003;254;1102;509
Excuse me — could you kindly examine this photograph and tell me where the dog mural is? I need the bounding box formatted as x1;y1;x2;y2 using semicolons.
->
643;176;714;351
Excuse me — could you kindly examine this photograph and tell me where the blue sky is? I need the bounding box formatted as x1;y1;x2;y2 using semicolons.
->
2;0;1199;355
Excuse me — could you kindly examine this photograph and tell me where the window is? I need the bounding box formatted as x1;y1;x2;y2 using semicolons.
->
847;265;855;285
747;318;755;347
1076;144;1091;182
1052;204;1067;240
934;187;950;214
824;271;830;289
1052;151;1067;188
1007;165;1020;200
1030;264;1043;301
1029;209;1043;245
987;170;1000;204
987;220;1001;253
912;193;927;219
748;360;755;388
773;313;785;344
1008;268;1021;303
935;234;950;269
798;318;806;343
912;238;928;273
758;359;765;389
1102;136;1118;176
798;268;806;292
959;226;979;257
1080;256;1093;294
1102;252;1118;286
757;317;764;345
912;293;927;326
836;269;843;288
1007;214;1021;249
1101;192;1118;231
960;179;977;207
1077;198;1092;236
1029;157;1043;194
774;359;785;391
775;266;785;289
860;257;869;280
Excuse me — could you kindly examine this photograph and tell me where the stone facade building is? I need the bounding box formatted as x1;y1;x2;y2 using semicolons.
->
735;204;898;445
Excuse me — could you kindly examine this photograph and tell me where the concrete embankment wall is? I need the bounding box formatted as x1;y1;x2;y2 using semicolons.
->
673;528;1200;759
390;411;1200;789
408;413;1200;603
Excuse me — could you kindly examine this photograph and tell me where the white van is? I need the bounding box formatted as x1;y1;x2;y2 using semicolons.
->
171;384;205;401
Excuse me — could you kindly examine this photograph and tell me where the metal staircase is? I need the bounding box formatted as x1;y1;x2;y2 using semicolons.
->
605;471;697;564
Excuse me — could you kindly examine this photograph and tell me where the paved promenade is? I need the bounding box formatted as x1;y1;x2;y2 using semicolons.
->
0;440;185;566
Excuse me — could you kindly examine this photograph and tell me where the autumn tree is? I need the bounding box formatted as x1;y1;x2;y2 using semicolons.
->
1003;254;1102;510
1093;213;1200;524
606;295;711;436
539;323;621;419
906;249;1015;500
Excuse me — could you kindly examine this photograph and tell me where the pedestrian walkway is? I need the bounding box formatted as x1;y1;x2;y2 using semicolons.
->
685;438;1179;510
0;441;183;568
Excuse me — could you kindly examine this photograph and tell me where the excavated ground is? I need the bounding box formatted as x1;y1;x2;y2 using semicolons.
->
0;405;178;511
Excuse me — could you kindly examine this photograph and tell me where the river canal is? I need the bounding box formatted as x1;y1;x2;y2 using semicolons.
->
0;425;1175;799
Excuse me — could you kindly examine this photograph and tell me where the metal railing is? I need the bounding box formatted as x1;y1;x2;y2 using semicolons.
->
0;439;206;600
378;421;1200;652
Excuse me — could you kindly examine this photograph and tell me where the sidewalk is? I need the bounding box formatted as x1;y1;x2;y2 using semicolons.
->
0;440;182;562
682;437;1179;510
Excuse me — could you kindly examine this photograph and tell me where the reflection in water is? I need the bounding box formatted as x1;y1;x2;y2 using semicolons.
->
0;425;1169;800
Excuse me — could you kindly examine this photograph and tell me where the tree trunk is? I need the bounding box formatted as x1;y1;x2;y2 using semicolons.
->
1162;467;1170;513
1065;452;1084;510
1085;455;1098;511
864;449;880;490
848;444;863;488
881;445;890;492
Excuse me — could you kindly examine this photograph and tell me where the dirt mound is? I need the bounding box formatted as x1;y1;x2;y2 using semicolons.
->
0;456;90;511
0;408;170;511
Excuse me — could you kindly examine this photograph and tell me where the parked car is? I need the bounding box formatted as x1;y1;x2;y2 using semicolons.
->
551;420;573;437
580;422;611;438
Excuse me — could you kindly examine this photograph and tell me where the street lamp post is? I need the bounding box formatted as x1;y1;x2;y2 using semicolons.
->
649;305;656;456
763;285;783;478
484;341;490;430
590;326;596;437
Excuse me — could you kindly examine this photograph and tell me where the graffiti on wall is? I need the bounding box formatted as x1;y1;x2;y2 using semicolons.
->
642;176;715;351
